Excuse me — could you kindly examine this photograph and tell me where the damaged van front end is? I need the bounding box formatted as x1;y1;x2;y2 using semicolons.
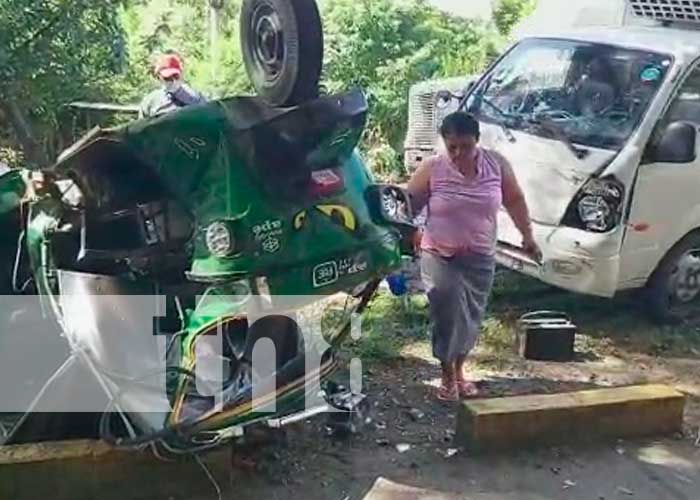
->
461;31;680;299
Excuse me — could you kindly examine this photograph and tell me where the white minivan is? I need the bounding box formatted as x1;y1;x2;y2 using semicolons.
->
412;1;700;322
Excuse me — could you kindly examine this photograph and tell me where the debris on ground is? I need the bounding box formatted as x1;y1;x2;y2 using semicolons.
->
391;397;408;408
231;454;258;472
617;486;635;496
442;448;459;459
395;443;412;453
562;480;577;489
443;430;455;443
674;473;694;484
408;408;425;421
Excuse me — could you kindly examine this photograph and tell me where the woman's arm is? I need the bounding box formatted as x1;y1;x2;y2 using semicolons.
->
407;159;432;214
406;159;432;252
494;151;542;261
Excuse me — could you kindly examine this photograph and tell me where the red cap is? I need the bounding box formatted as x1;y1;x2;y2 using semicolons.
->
154;54;183;79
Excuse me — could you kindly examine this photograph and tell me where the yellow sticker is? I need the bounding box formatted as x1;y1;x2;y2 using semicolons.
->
315;205;357;232
293;210;307;230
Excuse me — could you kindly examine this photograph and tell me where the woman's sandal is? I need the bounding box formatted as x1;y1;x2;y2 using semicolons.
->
456;380;479;399
435;382;459;402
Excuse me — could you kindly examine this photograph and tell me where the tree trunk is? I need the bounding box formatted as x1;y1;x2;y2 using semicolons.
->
0;99;47;167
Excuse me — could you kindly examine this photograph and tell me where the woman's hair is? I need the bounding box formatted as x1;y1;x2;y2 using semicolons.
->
439;112;480;140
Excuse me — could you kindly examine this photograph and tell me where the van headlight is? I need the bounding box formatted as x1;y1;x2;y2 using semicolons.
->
566;177;624;233
578;195;613;231
205;221;235;257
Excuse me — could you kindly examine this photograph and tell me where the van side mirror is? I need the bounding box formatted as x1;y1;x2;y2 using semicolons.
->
652;121;697;164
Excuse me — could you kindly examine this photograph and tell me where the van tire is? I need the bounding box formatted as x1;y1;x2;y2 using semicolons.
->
646;232;700;324
240;0;323;107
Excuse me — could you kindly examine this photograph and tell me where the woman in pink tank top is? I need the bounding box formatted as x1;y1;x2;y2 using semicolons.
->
408;112;540;402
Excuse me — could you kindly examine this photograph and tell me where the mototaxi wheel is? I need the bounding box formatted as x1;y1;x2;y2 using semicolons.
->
240;0;323;106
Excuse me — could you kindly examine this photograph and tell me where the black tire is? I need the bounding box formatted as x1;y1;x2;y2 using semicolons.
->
240;0;323;107
646;232;700;324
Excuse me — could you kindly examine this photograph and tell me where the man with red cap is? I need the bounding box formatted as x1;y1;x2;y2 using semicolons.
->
139;52;206;118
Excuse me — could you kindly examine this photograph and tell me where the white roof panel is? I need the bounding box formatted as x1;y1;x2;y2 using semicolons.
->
519;25;700;60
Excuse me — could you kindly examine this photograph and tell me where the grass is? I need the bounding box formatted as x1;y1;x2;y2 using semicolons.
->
345;268;700;365
346;291;429;361
488;271;700;357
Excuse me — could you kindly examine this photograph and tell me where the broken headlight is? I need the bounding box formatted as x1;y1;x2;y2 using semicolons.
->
206;221;235;257
565;177;624;233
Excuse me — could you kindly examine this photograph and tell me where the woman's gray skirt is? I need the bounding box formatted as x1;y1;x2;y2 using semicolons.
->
420;250;496;364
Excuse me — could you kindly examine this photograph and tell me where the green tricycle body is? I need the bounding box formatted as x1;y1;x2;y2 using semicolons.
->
0;89;415;451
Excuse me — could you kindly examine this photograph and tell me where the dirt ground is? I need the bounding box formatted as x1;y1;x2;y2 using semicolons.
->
2;271;700;500
3;345;699;500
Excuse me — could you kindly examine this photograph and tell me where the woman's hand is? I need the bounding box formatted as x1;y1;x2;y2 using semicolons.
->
522;234;542;263
412;228;423;254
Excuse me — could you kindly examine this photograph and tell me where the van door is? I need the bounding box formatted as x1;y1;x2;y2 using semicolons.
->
619;63;700;289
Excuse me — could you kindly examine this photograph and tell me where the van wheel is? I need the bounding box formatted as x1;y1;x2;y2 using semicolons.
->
240;0;323;107
646;233;700;324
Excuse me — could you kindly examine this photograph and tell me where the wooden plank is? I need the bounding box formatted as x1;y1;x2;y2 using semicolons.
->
456;384;686;453
362;478;460;500
0;439;113;465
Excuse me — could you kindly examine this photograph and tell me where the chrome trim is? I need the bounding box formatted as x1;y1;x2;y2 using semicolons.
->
265;403;330;428
495;244;542;275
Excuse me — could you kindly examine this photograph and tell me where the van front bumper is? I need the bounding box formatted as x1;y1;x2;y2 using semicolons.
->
495;223;622;298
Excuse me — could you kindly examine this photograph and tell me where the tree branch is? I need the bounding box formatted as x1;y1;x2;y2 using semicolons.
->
15;0;78;54
0;99;48;167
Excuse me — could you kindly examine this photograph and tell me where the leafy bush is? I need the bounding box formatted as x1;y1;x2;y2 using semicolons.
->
0;0;537;173
320;0;505;177
492;0;537;37
0;0;126;165
0;146;23;169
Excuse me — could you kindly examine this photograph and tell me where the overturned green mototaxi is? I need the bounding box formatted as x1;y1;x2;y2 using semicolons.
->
0;89;414;452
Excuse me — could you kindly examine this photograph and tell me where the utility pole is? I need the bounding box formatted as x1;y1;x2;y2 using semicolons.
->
208;0;224;83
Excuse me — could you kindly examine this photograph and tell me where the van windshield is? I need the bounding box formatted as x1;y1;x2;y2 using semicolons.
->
466;38;672;150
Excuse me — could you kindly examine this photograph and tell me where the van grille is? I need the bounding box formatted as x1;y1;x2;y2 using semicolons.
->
406;91;437;149
628;0;700;22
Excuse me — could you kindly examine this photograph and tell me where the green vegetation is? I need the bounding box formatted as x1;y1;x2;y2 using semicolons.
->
492;0;537;36
0;0;126;165
350;271;700;365
348;291;429;361
0;0;536;175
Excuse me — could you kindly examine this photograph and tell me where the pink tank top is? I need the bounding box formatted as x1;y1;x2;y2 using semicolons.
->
422;149;502;257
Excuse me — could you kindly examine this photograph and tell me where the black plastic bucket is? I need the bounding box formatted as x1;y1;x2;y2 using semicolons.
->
516;311;577;362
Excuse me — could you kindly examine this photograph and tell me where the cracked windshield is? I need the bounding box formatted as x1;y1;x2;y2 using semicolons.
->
467;38;672;150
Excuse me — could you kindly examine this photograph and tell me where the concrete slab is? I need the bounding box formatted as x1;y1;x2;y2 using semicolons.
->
0;439;113;465
362;477;460;500
457;384;686;452
0;446;234;500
